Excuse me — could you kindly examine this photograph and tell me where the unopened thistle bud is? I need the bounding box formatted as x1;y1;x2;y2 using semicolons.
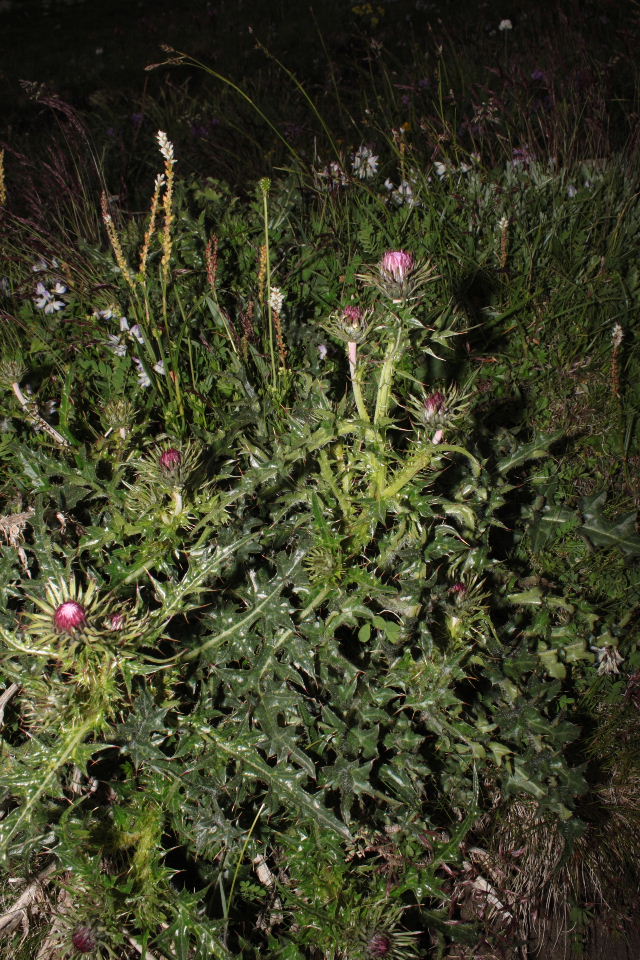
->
367;932;392;957
159;447;182;472
54;600;87;633
71;925;97;954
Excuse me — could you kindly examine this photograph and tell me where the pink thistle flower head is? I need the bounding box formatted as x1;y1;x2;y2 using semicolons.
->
450;582;467;596
367;932;392;957
424;390;446;420
159;448;182;472
54;600;87;633
72;925;97;953
342;305;364;325
379;250;415;283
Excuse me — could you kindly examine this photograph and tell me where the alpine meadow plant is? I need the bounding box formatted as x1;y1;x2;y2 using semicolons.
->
0;23;639;958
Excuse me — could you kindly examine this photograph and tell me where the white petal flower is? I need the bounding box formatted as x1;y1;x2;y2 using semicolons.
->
269;287;285;313
107;335;127;357
153;360;166;376
34;282;51;309
133;358;151;388
52;281;68;295
318;343;328;360
129;323;145;344
434;161;447;178
156;130;175;164
31;259;49;273
597;645;624;675
498;19;513;31
119;316;130;333
352;145;379;179
43;297;66;314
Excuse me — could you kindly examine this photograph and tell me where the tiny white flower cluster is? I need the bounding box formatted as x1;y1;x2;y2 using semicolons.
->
31;257;60;273
611;322;624;348
106;315;145;357
498;18;513;31
133;357;165;388
351;145;379;180
597;645;624;676
34;280;68;314
384;178;416;207
434;156;478;179
102;314;164;387
268;287;285;313
156;130;175;164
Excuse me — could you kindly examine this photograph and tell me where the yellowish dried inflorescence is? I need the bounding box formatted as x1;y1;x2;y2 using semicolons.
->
138;173;166;278
157;130;176;291
101;192;136;290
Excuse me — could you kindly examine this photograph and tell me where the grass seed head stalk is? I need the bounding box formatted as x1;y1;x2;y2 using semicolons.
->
269;286;288;369
138;172;166;278
157;130;176;309
611;321;624;399
100;191;136;290
259;178;277;383
0;148;6;206
206;234;219;291
498;216;510;271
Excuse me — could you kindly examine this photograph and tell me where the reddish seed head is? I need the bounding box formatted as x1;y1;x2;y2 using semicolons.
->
159;447;182;472
368;932;392;957
379;249;415;283
108;612;125;631
54;601;87;632
72;925;97;953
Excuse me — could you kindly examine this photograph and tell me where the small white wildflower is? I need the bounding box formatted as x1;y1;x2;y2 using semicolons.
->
498;19;513;31
154;173;166;191
434;161;448;178
611;322;624;348
52;281;68;296
458;162;471;174
119;316;130;333
597;645;624;676
107;335;127;357
34;281;50;309
326;161;348;186
153;360;166;376
34;281;65;314
31;259;49;273
156;130;175;164
498;216;510;232
567;184;577;198
352;145;379;179
93;307;115;320
318;343;328;360
269;287;285;313
133;358;151;388
129;323;145;344
384;178;395;192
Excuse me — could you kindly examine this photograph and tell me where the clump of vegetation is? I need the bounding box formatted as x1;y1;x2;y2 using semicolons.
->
0;4;639;958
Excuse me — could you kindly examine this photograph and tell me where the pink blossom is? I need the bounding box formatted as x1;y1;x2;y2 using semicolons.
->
72;926;97;953
54;601;87;632
160;448;182;472
424;390;446;420
342;305;364;324
379;250;415;283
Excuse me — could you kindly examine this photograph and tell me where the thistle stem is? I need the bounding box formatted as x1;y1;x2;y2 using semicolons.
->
373;324;403;427
347;341;370;424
